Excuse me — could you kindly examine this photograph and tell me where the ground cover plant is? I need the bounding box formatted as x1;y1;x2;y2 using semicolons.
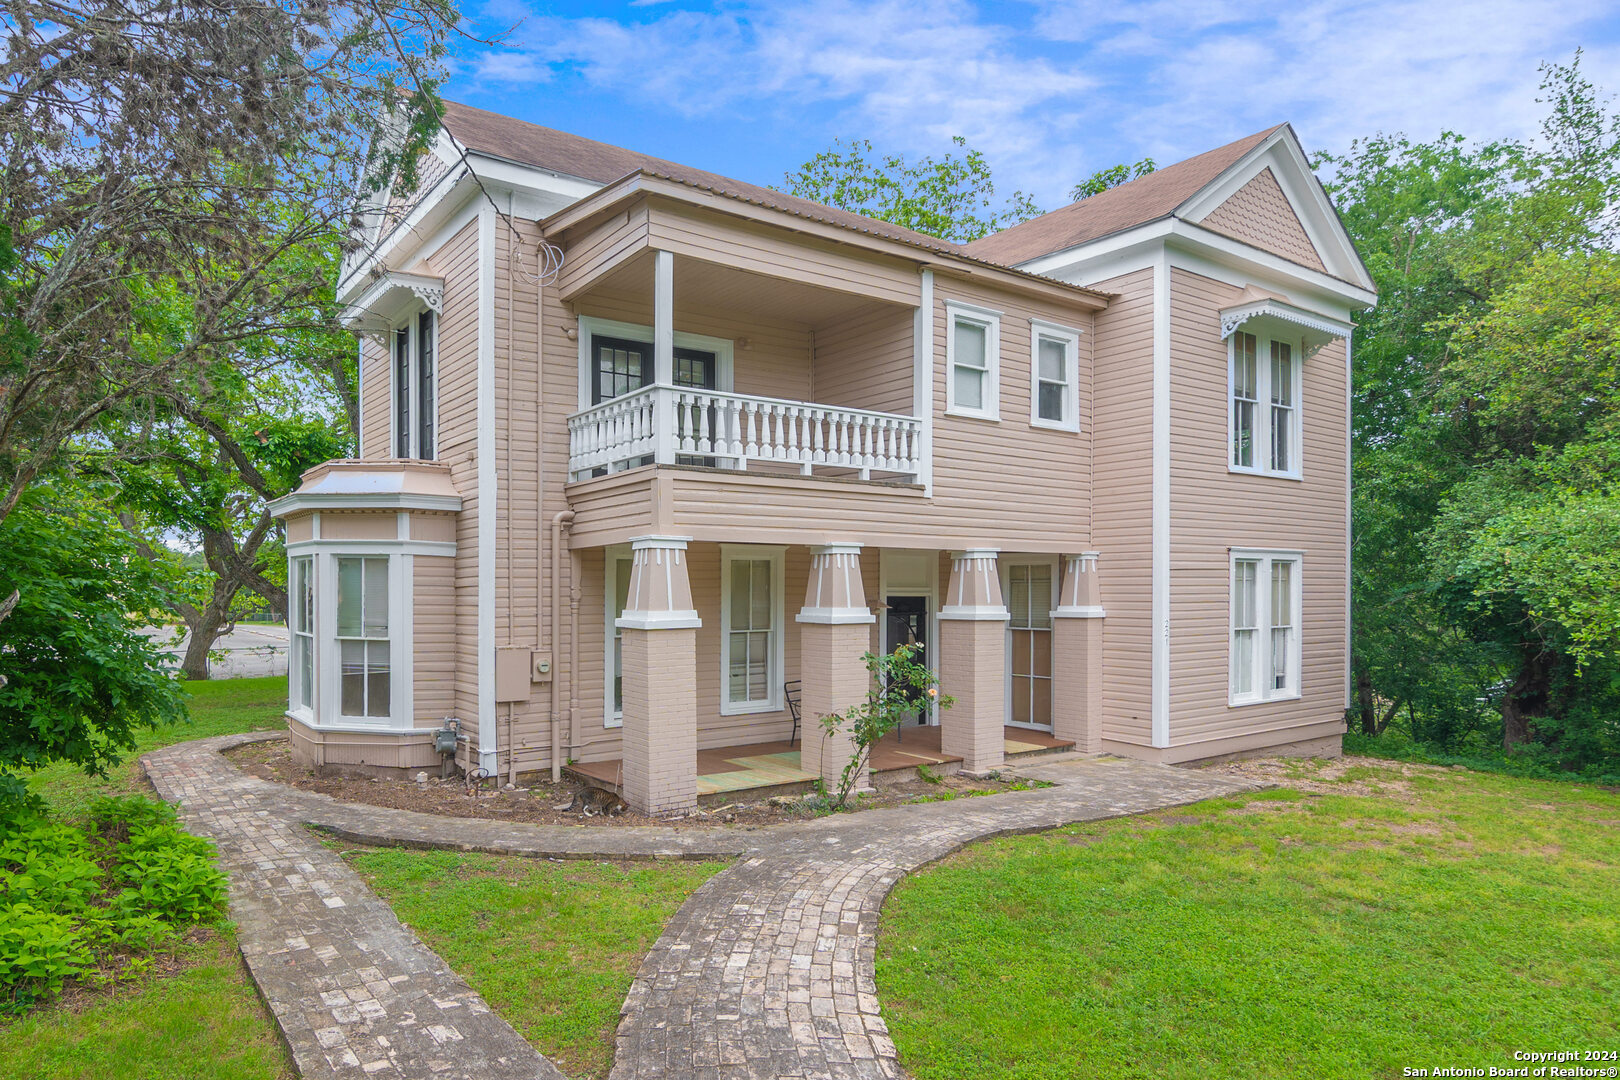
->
875;758;1620;1080
334;845;728;1080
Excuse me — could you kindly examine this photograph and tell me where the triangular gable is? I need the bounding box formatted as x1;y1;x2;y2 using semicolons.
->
1197;168;1325;272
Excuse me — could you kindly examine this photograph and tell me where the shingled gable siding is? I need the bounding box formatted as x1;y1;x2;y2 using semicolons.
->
1198;168;1327;273
1166;267;1348;757
1088;268;1156;748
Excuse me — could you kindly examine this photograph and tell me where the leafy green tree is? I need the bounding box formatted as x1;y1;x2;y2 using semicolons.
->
1070;157;1156;201
782;137;1042;243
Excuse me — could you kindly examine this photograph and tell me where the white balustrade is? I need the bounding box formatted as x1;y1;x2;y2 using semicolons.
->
568;385;924;482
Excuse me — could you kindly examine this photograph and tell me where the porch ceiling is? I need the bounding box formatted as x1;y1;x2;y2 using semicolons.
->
583;248;905;329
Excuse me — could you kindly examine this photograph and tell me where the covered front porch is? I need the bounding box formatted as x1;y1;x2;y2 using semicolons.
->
566;725;1077;802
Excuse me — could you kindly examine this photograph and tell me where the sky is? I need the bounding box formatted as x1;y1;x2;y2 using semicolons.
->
445;0;1620;210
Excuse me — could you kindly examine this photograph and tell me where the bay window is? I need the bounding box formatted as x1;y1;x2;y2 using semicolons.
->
336;556;390;720
1230;549;1302;704
291;556;315;714
282;549;408;728
1229;329;1300;477
720;545;784;714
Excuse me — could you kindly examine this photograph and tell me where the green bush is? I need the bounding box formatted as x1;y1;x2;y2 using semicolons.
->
0;795;228;1013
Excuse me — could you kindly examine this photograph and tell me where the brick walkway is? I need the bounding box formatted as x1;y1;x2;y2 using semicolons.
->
143;734;1261;1080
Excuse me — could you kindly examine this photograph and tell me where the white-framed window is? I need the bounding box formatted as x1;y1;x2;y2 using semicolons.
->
719;545;785;714
603;546;632;728
393;310;437;459
1229;329;1301;478
290;555;315;716
336;555;391;720
1002;557;1057;730
1029;320;1081;431
574;316;735;410
1230;549;1302;705
945;302;1000;421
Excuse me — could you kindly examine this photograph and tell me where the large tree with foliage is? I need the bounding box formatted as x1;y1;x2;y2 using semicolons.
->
782;136;1042;243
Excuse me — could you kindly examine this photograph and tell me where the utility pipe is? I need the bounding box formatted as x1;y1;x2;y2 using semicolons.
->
550;508;575;782
568;548;581;771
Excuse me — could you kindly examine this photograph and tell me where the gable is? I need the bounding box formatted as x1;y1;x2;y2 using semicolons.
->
1196;168;1325;272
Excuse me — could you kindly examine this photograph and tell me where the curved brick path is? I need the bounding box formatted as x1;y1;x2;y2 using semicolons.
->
143;733;1260;1080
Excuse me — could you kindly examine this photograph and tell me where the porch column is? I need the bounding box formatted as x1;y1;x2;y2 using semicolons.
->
795;543;877;790
652;249;676;465
939;548;1008;775
1053;552;1105;753
617;534;700;815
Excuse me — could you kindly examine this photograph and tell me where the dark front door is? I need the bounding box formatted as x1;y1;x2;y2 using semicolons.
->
885;595;931;728
591;337;719;469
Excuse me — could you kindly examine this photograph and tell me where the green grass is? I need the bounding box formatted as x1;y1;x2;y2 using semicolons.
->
4;676;293;1079
26;675;289;817
876;766;1620;1080
335;846;727;1079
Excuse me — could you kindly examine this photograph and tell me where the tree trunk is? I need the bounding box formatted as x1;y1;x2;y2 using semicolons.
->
178;590;238;681
1501;648;1554;750
1355;661;1378;735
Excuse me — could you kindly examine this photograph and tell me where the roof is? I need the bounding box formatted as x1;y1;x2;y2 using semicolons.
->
962;125;1285;266
437;99;968;257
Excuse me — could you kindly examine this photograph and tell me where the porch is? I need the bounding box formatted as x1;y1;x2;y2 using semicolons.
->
566;725;1076;803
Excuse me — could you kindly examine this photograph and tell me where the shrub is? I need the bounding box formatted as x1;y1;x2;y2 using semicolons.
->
0;903;94;1012
114;826;227;924
817;644;954;809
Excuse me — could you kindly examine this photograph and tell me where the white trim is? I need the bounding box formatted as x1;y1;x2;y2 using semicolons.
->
1000;554;1060;733
944;301;1001;421
617;610;703;631
1226;328;1305;481
355;336;365;456
1028;321;1082;432
718;543;787;715
341;271;444;335
1220;298;1352;341
475;205;498;773
795;609;877;625
1228;548;1304;706
286;538;456;558
575;315;736;410
398;553;414;732
1151;250;1171;749
1345;332;1354;711
914;269;935;496
603;545;631;728
879;549;940;725
269;492;463;516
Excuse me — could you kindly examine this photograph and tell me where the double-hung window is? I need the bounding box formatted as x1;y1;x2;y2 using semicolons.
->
393;310;437;459
1029;321;1080;431
720;546;784;714
290;556;315;714
603;549;632;728
336;556;391;720
946;303;1000;420
1229;329;1300;477
1230;550;1301;704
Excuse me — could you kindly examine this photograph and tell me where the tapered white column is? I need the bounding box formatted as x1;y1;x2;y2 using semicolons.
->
796;544;876;788
1053;552;1105;753
939;548;1008;774
617;534;700;814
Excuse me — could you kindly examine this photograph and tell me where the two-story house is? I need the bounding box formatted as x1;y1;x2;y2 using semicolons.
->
269;101;1376;814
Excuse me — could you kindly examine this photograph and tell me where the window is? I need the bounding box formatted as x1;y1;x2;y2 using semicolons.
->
392;311;437;459
291;556;315;713
336;556;390;719
1230;328;1300;477
946;303;1000;420
604;550;632;728
1029;322;1080;431
720;546;784;714
1230;550;1301;704
1006;562;1055;730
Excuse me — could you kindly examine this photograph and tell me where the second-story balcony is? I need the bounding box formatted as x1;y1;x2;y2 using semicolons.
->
567;385;924;482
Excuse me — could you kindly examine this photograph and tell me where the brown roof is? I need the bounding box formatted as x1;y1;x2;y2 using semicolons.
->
962;125;1285;266
437;98;968;256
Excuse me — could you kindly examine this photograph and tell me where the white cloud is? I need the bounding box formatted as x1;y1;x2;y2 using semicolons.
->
462;0;1620;207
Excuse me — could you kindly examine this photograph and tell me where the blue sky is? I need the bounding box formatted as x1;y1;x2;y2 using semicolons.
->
446;0;1620;209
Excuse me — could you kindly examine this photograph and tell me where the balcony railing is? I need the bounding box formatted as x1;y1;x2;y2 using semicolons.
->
567;385;924;483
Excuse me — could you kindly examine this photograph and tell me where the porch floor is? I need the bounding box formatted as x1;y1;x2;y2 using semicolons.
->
566;725;1075;798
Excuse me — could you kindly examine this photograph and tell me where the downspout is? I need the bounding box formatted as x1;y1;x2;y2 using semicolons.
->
550;508;575;782
568;547;581;769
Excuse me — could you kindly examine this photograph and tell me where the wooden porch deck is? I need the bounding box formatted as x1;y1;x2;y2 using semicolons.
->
565;725;1074;799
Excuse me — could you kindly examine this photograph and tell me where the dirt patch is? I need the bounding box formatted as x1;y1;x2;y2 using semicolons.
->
49;925;223;1014
224;739;1050;829
1201;754;1455;803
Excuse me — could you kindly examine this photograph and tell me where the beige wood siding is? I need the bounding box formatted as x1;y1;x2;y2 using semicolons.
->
359;334;391;459
646;202;922;307
557;204;651;298
1167;267;1347;749
1199;168;1327;272
812;305;915;415
287;716;440;770
412;555;457;725
1088;268;1156;746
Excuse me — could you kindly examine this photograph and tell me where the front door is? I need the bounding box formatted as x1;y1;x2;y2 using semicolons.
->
1007;564;1054;731
885;595;931;728
591;337;719;468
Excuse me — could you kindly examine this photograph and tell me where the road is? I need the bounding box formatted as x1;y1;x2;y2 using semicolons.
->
137;623;289;679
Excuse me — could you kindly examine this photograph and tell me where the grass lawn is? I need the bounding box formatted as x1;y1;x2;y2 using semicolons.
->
876;761;1620;1080
3;675;294;1079
335;846;727;1079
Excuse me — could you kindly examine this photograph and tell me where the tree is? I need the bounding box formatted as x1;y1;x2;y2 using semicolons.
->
782;137;1042;243
1070;157;1156;202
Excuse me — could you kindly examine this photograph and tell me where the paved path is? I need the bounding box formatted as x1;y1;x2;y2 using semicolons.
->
143;734;1261;1080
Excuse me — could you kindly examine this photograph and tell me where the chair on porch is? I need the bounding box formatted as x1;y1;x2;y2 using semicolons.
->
784;680;801;745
